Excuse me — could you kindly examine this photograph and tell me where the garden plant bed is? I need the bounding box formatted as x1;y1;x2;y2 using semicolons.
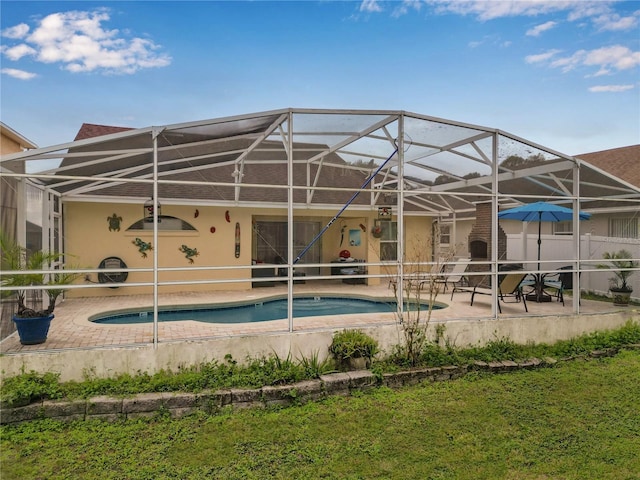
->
2;345;637;425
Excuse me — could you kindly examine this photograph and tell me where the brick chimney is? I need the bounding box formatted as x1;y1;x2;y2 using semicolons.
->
467;202;507;285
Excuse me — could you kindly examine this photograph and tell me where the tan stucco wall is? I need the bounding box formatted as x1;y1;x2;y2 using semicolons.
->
64;202;433;296
0;134;22;155
1;311;634;382
65;202;256;297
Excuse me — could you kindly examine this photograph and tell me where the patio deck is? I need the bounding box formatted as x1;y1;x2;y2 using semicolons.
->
0;281;619;355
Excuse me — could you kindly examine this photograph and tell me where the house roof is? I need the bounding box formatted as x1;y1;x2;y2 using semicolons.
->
1;108;638;216
74;123;134;141
575;144;640;189
0;122;38;151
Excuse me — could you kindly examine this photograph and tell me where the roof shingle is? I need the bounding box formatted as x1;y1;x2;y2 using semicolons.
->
575;144;640;188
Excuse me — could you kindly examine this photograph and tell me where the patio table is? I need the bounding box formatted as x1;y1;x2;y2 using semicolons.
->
521;273;554;303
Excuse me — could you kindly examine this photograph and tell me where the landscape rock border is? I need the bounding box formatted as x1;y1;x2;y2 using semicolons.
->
2;346;638;425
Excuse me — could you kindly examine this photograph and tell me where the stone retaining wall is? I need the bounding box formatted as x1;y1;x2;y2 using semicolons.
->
4;346;636;425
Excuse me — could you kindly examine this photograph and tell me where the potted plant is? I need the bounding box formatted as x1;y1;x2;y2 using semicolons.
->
329;329;379;370
598;249;638;306
1;233;79;344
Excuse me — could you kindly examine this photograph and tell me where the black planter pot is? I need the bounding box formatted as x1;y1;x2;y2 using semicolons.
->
13;314;54;345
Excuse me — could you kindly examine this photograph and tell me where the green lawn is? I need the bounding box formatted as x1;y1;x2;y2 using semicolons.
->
2;350;639;480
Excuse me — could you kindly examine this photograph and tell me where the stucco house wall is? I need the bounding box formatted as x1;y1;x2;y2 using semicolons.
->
64;201;433;297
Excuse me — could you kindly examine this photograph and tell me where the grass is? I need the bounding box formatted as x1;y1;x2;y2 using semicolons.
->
1;349;639;479
2;321;640;407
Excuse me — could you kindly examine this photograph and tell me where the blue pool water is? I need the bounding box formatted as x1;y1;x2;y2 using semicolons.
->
91;296;444;325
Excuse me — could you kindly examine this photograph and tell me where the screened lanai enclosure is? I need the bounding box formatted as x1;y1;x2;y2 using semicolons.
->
1;108;639;351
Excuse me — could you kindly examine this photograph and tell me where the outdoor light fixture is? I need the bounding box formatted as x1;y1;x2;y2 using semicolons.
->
144;197;162;222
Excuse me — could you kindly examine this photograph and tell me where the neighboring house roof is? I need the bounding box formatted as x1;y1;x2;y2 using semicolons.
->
0;121;38;153
74;123;133;141
575;144;640;188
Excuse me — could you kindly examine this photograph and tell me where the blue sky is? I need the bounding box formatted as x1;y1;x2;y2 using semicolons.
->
1;1;639;160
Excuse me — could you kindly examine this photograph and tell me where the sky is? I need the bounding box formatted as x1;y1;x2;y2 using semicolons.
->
1;0;639;163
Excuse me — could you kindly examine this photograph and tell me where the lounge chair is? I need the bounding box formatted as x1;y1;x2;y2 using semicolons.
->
389;271;433;291
434;258;470;293
457;272;528;313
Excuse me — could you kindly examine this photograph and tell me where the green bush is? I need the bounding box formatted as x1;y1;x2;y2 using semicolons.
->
1;322;638;408
0;371;63;407
328;329;379;364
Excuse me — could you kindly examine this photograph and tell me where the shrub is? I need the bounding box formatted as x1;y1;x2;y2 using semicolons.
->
0;371;63;406
328;329;379;366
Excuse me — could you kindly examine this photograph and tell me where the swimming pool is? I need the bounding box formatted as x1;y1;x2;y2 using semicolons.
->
91;296;445;325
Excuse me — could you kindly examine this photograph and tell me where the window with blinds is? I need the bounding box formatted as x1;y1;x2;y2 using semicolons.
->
552;221;573;235
608;217;639;239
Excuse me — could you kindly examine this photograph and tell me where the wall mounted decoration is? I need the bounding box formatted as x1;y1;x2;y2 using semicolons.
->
179;244;199;264
371;224;383;238
194;209;199;218
97;257;128;288
210;226;216;233
107;213;123;232
378;206;392;218
132;238;152;258
143;197;162;223
359;223;366;232
235;222;241;258
225;210;231;223
349;229;361;246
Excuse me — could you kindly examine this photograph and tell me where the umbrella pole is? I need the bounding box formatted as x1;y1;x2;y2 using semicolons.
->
533;213;550;302
537;215;542;272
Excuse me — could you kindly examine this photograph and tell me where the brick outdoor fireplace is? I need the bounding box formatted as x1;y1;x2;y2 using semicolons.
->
467;202;507;286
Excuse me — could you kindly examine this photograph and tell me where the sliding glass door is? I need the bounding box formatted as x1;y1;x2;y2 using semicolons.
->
254;221;321;275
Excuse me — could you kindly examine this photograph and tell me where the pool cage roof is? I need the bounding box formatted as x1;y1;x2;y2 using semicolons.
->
2;108;639;216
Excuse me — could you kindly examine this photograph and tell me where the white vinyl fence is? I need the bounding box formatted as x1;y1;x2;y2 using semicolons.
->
506;234;640;300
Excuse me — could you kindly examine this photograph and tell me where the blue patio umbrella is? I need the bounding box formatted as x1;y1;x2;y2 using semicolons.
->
498;202;591;299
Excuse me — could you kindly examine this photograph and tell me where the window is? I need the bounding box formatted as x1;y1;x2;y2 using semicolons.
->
552;221;573;235
439;224;451;245
379;221;397;261
609;217;639;239
127;215;196;231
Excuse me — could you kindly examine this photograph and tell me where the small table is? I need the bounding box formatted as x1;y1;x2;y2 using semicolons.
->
331;260;366;284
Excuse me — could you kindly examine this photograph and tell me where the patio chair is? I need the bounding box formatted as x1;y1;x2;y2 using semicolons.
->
462;272;528;313
389;271;432;291
434;258;470;293
543;266;577;306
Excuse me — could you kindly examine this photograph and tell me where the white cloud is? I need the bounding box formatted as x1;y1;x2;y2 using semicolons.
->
426;0;598;21
588;84;635;93
1;23;30;39
359;1;383;13
592;11;640;31
525;49;562;64
425;1;638;34
392;0;423;18
526;21;557;37
3;43;37;61
532;45;640;74
583;45;640;71
549;50;586;73
588;67;612;78
1;68;37;80
0;9;171;75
